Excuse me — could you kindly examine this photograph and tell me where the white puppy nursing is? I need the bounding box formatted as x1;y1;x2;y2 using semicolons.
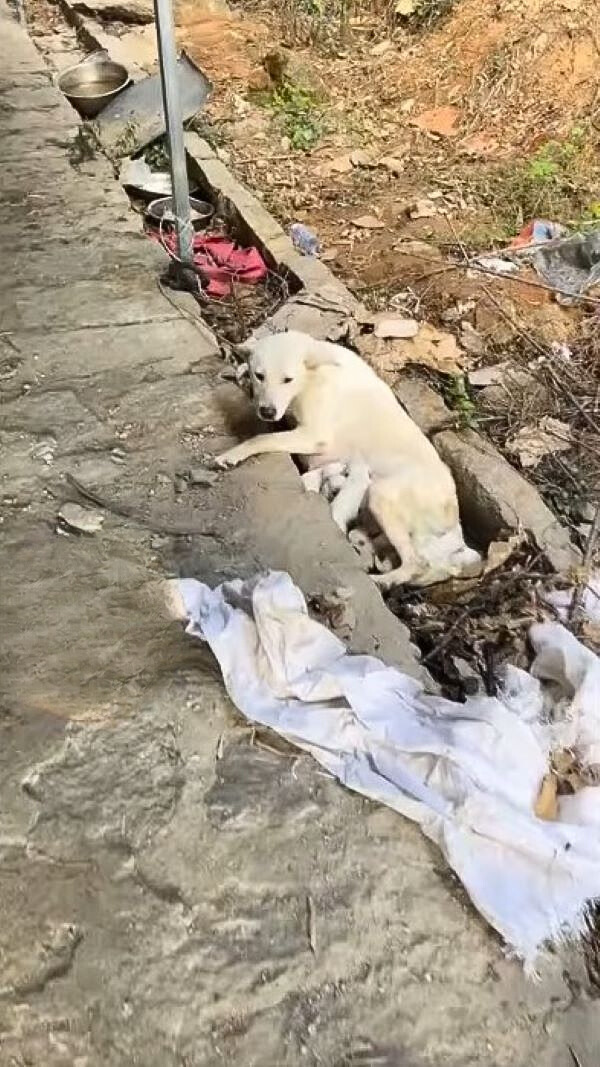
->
217;329;481;587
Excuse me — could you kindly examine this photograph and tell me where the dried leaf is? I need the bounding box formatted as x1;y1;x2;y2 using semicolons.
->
412;106;460;137
483;534;523;575
459;131;500;157
328;153;353;174
379;155;404;175
355;320;467;375
351;214;386;230
374;316;419;339
506;417;573;469
405;323;467;374
370;39;394;56
535;773;558;821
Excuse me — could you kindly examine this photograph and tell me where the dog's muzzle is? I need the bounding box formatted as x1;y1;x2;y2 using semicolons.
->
258;404;277;421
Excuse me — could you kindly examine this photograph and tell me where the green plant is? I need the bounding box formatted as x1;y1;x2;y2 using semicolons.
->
445;374;478;430
523;125;587;189
527;153;559;183
461;122;600;243
270;81;323;151
144;136;170;170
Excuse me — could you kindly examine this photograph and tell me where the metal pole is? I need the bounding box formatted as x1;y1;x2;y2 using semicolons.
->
153;0;193;265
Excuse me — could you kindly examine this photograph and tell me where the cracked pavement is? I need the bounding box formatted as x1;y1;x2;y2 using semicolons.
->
0;3;599;1064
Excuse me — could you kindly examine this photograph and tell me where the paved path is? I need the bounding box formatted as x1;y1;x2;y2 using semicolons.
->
0;5;597;1064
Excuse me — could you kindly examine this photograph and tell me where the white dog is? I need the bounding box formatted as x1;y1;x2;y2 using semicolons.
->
217;330;481;587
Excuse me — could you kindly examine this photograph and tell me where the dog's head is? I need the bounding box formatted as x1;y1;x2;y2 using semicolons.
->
239;330;339;422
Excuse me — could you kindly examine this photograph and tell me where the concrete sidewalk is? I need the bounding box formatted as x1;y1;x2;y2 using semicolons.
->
0;4;596;1064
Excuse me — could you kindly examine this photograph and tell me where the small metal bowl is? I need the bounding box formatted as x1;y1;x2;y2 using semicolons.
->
145;196;214;232
58;58;130;119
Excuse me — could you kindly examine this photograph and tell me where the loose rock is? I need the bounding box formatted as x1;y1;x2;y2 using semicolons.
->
187;466;220;488
58;502;105;535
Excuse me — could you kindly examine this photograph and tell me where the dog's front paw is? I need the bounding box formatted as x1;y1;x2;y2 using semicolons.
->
206;451;239;470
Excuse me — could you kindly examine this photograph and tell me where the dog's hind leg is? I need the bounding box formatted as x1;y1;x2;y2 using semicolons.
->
330;462;370;533
366;479;421;586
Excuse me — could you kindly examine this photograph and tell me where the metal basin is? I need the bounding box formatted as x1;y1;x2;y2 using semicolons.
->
146;196;214;232
58;58;130;119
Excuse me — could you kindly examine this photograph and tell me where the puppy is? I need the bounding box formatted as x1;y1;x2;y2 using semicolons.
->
217;330;481;587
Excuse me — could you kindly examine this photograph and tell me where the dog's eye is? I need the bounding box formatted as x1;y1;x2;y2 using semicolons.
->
255;371;265;381
283;376;293;384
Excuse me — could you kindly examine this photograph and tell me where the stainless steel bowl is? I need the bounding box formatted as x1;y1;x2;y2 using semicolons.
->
58;58;130;119
145;196;214;232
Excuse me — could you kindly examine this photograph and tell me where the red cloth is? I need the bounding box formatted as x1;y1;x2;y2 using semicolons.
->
158;232;268;297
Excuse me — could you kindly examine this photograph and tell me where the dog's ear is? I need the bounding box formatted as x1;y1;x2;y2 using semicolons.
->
304;343;341;371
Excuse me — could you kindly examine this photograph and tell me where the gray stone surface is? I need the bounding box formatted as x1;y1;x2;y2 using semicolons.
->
435;428;580;571
395;375;455;435
71;0;154;24
394;378;579;570
0;4;596;1065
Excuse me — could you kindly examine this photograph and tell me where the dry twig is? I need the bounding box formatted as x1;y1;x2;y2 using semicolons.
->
570;502;600;622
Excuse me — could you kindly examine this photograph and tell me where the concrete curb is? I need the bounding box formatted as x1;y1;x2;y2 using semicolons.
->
395;378;580;573
184;132;353;298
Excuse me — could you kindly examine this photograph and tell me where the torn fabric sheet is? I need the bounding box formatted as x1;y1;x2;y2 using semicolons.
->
176;571;600;967
153;232;268;297
546;572;600;625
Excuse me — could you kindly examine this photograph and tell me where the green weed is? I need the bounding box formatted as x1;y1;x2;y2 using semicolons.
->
144;136;170;170
462;123;600;246
445;374;478;430
269;81;323;151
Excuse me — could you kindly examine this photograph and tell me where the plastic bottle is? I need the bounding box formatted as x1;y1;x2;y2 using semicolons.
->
289;222;321;257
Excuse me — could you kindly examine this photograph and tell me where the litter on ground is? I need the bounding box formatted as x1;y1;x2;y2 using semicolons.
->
289;222;320;256
173;570;600;970
531;229;600;304
510;219;567;249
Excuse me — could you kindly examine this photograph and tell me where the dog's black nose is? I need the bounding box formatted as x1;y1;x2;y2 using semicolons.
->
258;404;277;421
